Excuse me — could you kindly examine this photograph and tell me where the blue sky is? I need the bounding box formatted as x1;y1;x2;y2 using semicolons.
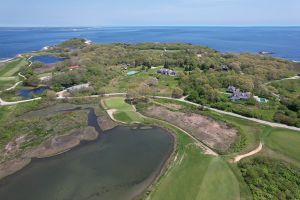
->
0;0;299;26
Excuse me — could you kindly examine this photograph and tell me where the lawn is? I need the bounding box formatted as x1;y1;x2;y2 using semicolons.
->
146;117;251;200
263;129;300;161
102;97;143;124
102;99;250;199
103;97;133;110
113;111;143;123
0;79;19;91
0;59;28;77
105;66;182;96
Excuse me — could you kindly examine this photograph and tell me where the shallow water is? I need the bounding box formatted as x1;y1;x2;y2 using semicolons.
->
18;87;47;98
31;55;65;64
0;125;173;200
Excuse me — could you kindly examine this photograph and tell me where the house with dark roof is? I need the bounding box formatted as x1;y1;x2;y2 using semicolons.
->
157;68;176;76
227;86;251;101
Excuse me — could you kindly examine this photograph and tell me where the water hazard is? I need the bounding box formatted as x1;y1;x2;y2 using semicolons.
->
0;108;174;200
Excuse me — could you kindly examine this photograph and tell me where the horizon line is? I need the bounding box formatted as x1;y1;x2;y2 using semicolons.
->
0;25;300;28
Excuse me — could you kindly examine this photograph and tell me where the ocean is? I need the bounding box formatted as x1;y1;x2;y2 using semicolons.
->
0;27;300;61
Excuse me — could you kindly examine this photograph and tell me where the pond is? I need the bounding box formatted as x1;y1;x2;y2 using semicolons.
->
18;87;47;98
127;71;138;75
0;109;174;200
31;55;65;65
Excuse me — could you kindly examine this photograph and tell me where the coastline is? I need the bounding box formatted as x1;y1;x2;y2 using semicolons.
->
0;54;23;64
136;124;177;200
0;127;99;180
0;57;15;63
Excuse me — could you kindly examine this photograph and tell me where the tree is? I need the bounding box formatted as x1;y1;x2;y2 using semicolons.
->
31;61;46;69
23;75;40;87
45;90;57;100
172;87;184;98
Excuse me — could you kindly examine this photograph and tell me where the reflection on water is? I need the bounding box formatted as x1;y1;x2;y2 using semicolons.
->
31;55;65;64
18;87;47;98
0;124;173;200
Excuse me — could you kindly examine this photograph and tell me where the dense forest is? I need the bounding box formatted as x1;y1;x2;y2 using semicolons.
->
239;158;300;200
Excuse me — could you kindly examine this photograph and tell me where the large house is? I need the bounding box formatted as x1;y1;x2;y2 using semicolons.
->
157;68;176;76
67;83;90;93
227;86;251;101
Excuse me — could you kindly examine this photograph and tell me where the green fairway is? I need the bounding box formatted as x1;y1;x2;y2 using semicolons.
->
103;97;134;110
0;79;19;91
113;111;143;123
146;117;250;200
0;76;18;81
102;97;144;124
150;152;242;200
264;129;300;161
0;59;28;77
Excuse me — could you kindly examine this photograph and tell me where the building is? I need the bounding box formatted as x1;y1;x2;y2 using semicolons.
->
68;65;80;70
66;83;90;93
253;96;269;103
157;68;176;76
227;86;251;101
221;65;229;71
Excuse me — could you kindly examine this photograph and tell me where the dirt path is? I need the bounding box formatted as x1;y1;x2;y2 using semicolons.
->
265;75;300;85
166;122;218;156
0;97;42;106
106;109;118;122
102;97;218;156
233;142;263;162
3;81;23;92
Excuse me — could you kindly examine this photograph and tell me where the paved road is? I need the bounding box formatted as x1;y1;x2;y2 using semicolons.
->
0;97;42;106
154;96;300;132
0;91;299;132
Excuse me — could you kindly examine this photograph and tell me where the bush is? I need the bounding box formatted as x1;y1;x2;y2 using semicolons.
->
239;158;300;200
172;87;184;98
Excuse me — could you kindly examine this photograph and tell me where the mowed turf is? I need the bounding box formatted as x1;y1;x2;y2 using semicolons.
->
103;97;134;111
264;129;300;161
149;146;242;200
0;79;18;91
113;111;143;123
146;117;249;200
102;97;143;123
0;59;28;77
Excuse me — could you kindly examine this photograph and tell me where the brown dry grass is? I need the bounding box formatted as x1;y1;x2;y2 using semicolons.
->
145;105;237;152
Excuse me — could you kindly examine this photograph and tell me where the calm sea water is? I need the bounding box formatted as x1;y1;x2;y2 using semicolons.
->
0;27;300;61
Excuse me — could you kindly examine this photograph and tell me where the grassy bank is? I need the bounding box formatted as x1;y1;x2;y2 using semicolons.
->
147;97;300;199
0;59;28;77
100;96;252;199
262;128;300;162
